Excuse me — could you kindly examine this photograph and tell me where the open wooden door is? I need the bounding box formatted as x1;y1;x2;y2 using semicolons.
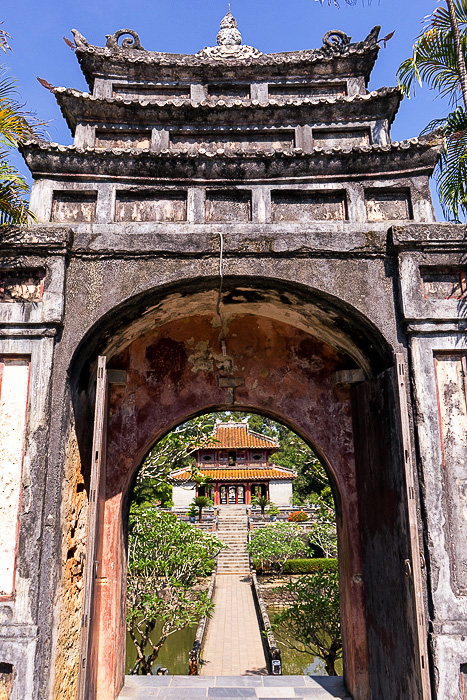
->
77;356;108;700
351;355;431;700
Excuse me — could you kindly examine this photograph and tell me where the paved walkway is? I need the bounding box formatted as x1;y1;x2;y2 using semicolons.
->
119;675;351;699
200;574;268;675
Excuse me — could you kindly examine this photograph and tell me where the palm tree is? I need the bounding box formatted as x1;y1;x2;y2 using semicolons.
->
192;495;211;522
397;1;467;220
317;0;467;219
0;29;36;225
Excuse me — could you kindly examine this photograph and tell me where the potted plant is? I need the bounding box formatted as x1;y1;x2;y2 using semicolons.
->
187;504;197;523
268;503;280;522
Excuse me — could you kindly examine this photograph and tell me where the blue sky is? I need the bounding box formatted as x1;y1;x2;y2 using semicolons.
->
2;0;454;219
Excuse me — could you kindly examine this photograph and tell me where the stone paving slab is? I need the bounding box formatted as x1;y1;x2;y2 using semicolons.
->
118;676;351;700
200;574;268;676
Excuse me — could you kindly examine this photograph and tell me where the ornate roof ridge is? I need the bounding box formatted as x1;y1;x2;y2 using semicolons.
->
71;25;380;68
20;131;442;159
53;84;401;110
170;466;297;481
202;420;280;449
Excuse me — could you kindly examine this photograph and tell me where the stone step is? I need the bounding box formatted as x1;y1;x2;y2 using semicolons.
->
119;675;351;699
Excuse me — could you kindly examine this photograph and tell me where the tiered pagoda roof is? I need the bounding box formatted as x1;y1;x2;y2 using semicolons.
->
21;9;442;228
170;420;296;483
202;419;279;449
70;23;382;86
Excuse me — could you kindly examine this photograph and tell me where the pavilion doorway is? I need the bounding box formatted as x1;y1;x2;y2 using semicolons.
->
220;484;245;504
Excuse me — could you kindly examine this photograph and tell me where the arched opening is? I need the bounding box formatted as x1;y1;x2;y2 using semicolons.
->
62;277;423;700
124;409;340;679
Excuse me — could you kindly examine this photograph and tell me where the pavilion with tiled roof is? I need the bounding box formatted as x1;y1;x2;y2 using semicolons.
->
171;418;296;506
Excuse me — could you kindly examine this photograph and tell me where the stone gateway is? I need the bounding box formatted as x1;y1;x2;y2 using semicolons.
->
0;10;466;700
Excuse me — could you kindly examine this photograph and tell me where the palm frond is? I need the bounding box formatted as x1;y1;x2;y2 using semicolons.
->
397;26;465;104
0;164;32;225
428;0;467;33
0;25;12;54
427;106;467;221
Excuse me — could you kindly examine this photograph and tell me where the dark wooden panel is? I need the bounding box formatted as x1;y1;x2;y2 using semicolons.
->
351;366;424;700
78;357;108;700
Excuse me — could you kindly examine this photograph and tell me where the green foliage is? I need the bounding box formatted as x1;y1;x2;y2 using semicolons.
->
255;495;269;517
398;1;467;104
308;488;338;558
271;569;342;675
267;503;280;517
397;1;467;220
126;507;225;674
247;523;307;573
186;503;198;519
192;495;212;522
131;479;173;508
139;414;216;485
254;557;337;575
0;66;36;225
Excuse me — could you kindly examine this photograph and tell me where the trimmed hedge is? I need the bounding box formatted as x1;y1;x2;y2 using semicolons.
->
253;557;338;575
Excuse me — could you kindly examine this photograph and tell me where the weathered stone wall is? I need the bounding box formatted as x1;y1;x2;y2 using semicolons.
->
51;425;88;700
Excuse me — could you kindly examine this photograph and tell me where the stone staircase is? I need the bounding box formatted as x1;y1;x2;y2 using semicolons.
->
216;505;250;573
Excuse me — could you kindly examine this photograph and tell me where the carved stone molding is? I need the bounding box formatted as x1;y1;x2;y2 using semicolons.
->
105;29;145;51
197;44;262;61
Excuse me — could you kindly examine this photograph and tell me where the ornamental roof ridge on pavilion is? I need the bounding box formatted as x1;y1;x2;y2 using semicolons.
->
170;466;297;482
201;419;280;450
70;24;382;89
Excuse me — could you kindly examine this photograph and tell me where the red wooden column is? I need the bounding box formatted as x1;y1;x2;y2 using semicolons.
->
246;482;251;504
214;482;220;505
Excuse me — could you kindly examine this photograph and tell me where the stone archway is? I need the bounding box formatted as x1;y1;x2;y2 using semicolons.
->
63;279;425;700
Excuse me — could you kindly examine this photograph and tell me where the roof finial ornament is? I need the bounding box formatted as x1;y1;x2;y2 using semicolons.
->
217;6;242;46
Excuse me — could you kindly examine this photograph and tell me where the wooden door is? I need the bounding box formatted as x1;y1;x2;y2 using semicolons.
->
77;356;108;700
351;357;430;700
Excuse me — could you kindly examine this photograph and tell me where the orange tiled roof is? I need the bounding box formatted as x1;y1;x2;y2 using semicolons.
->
171;466;295;482
202;421;279;449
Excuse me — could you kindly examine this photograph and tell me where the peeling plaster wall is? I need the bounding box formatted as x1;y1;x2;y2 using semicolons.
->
0;359;30;597
51;425;88;700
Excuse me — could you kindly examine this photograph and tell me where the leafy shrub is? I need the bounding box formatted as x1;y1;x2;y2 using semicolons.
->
288;510;308;522
271;567;341;675
247;524;308;572
253;557;337;575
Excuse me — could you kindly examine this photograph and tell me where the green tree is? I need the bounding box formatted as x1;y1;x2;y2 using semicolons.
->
308;488;338;558
126;507;225;674
397;1;467;220
0;27;38;225
133;414;216;506
247;523;308;573
318;0;467;219
272;568;341;675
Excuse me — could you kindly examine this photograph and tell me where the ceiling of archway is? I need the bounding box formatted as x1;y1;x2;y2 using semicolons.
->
102;283;389;376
